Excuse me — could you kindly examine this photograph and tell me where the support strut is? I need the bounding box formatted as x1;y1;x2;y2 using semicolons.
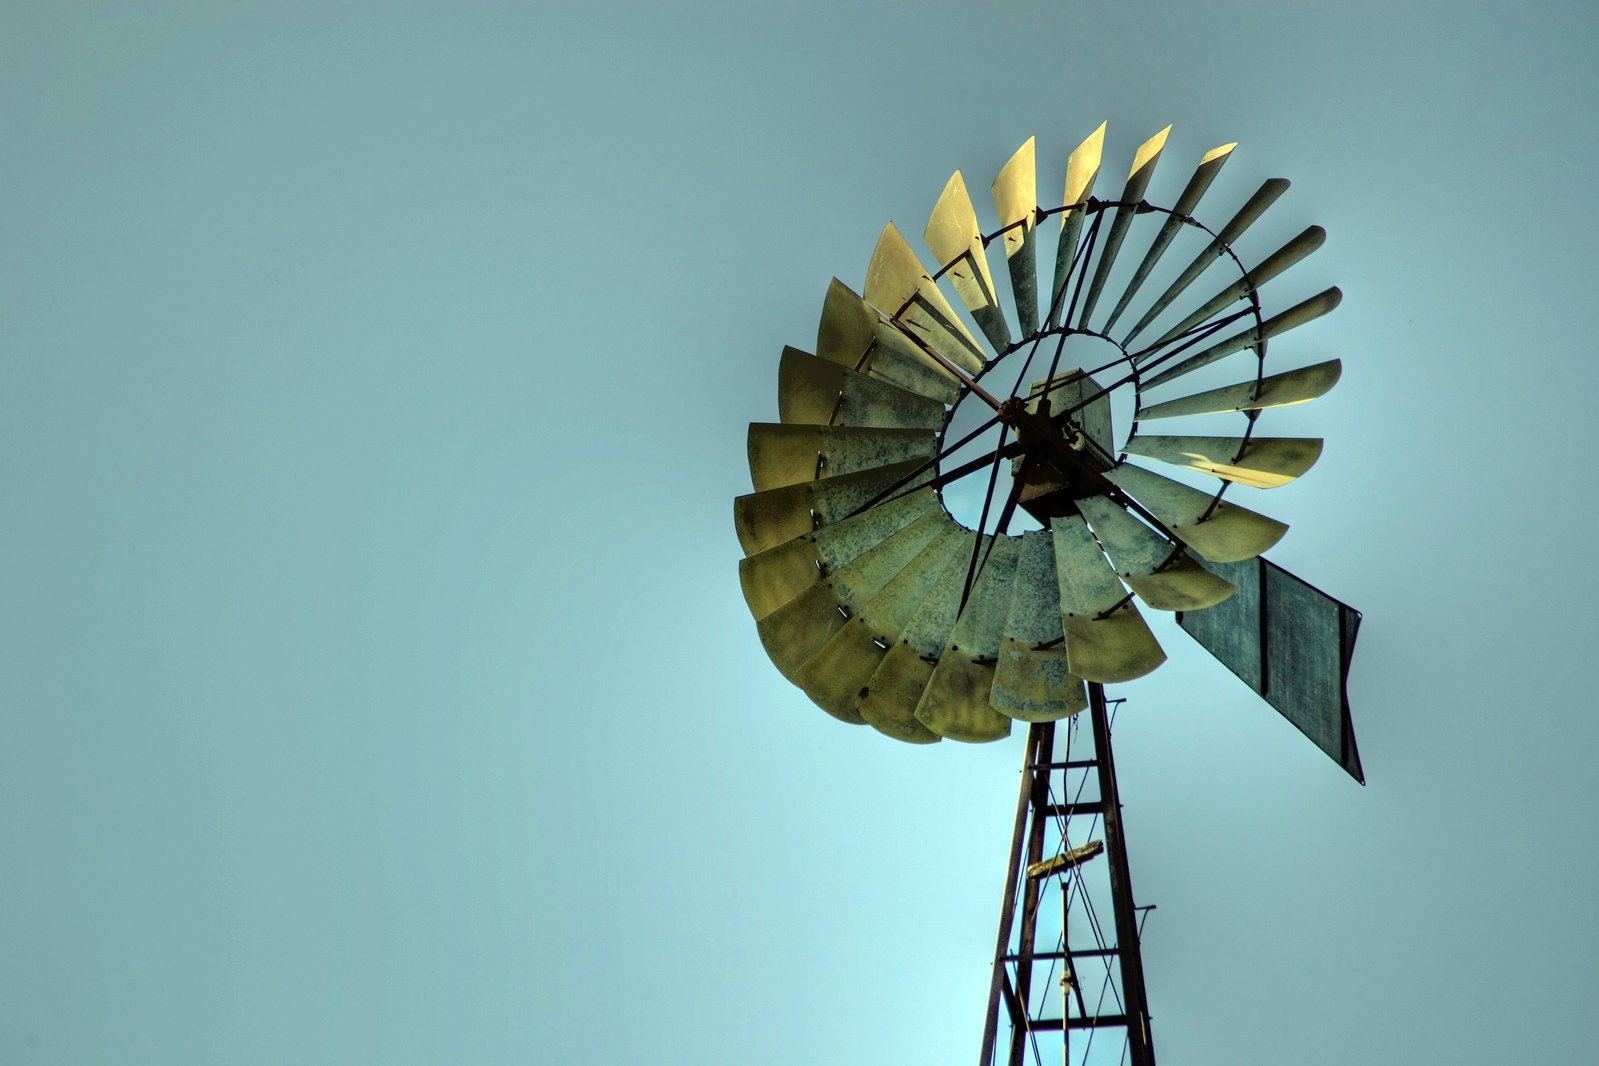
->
977;684;1155;1066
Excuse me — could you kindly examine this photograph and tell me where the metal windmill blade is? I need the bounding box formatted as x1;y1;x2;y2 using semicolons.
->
733;122;1366;1066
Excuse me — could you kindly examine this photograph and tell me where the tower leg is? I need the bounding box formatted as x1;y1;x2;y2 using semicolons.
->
978;685;1156;1066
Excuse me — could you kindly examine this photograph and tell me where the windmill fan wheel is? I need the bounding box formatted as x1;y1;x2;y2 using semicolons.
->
735;123;1343;744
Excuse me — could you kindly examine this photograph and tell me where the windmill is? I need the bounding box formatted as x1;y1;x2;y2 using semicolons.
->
734;122;1363;1065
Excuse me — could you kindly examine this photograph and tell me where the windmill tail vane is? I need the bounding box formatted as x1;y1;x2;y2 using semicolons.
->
733;121;1365;1063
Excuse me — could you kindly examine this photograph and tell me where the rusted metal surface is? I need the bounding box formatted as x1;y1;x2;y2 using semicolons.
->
926;171;1011;352
746;423;938;491
1052;516;1166;682
1121;434;1323;489
1134;358;1341;421
978;716;1158;1066
1102;462;1288;564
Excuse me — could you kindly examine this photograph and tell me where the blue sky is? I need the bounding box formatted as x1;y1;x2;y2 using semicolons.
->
3;3;1597;1063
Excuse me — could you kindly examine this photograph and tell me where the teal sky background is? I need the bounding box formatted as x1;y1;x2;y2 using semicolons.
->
3;3;1597;1063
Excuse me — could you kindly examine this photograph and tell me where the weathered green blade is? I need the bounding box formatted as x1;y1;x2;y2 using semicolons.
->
755;509;952;683
778;346;947;429
816;278;962;405
733;458;929;556
856;541;974;741
1047;122;1107;329
1103;462;1288;563
915;535;1021;743
992;138;1039;335
1102;142;1235;335
864;223;988;375
1121;178;1291;346
1076;496;1236;611
1077;126;1171;330
1052;516;1166;682
1135;359;1341;421
739;489;939;620
992;529;1086;721
925;171;1011;352
747;423;937;492
1122;435;1323;489
1141;287;1342;390
1151;226;1325;346
792;523;967;732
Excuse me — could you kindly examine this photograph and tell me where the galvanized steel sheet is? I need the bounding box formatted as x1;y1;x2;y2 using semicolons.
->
747;423;938;491
1121;435;1323;489
815;278;961;405
1076;496;1236;611
864;223;987;374
777;347;946;430
733;458;930;556
1103;462;1288;563
925;171;1011;352
1134;359;1341;421
1047;122;1105;329
991;530;1084;721
1052;517;1166;682
992;138;1039;333
1078;126;1171;329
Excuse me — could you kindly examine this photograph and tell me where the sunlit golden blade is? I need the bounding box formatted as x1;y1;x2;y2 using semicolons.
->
925;172;1011;352
1121;178;1291;345
1104;462;1288;563
756;509;951;682
1075;496;1236;611
733;458;929;556
1151;226;1325;346
1122;435;1323;489
778;346;947;429
739;490;939;620
1142;288;1342;389
747;423;937;491
915;535;1021;743
1134;359;1341;421
856;541;974;741
1102;143;1235;335
992;138;1039;334
817;278;961;405
1047;122;1106;329
1052;516;1166;683
792;524;967;731
992;530;1086;721
864;223;988;373
1077;126;1171;330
